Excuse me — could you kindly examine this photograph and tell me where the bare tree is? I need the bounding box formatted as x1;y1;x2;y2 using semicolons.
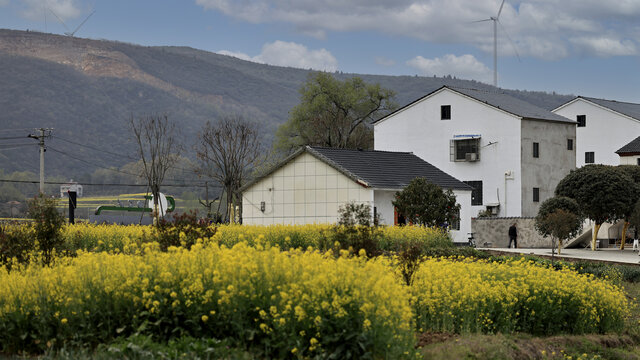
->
195;115;262;223
130;114;182;224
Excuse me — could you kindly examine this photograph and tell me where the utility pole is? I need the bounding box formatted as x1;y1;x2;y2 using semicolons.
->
28;128;52;193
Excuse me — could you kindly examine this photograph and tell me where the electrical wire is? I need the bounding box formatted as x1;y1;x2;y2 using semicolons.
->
0;143;38;151
0;178;219;188
54;136;197;173
54;136;138;161
47;146;211;185
0;136;30;140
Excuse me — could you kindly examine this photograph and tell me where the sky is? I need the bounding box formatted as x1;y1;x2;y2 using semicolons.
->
1;0;639;102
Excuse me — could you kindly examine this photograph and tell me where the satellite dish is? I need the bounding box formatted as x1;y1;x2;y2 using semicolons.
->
147;193;168;217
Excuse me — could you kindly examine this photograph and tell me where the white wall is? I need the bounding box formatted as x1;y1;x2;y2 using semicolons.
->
553;99;640;167
620;155;640;165
374;88;522;217
242;152;373;225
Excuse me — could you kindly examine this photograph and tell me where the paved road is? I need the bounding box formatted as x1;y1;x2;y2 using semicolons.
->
479;247;640;265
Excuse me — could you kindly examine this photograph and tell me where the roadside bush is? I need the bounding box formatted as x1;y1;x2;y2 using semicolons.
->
153;211;217;251
0;224;35;270
28;194;65;266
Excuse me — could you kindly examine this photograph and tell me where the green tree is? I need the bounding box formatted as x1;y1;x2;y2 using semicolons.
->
274;72;397;153
615;165;640;249
392;177;460;228
28;194;65;266
535;196;583;254
555;165;638;250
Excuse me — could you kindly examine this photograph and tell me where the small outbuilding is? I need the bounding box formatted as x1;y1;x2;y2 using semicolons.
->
241;146;472;243
616;135;640;165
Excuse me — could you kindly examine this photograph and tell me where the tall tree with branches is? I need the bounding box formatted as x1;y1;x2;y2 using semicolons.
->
195;115;262;223
274;72;397;154
130;114;182;225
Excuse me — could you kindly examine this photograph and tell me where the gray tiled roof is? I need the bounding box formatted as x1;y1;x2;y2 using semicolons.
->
451;87;574;123
581;97;640;121
375;86;574;124
308;146;472;191
616;135;640;154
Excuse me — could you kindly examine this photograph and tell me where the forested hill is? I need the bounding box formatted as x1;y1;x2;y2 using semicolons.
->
0;29;573;176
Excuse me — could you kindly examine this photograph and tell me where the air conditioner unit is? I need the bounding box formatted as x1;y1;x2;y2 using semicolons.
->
465;153;478;162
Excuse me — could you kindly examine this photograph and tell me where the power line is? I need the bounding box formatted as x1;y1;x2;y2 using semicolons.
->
47;145;209;185
54;135;138;161
0;136;29;140
0;128;35;133
0;143;37;151
48;146;144;178
54;135;197;173
0;178;219;188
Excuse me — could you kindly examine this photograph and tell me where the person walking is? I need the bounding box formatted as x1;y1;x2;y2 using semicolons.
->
508;223;518;248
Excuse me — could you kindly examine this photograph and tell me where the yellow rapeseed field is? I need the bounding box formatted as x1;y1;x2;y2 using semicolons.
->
411;257;630;335
0;242;416;358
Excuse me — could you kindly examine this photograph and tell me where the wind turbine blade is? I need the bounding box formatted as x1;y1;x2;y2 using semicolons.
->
497;0;506;19
49;8;70;32
498;20;521;62
71;10;95;36
469;18;492;24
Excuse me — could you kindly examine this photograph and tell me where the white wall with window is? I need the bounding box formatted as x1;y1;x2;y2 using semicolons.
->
553;98;640;167
374;87;523;217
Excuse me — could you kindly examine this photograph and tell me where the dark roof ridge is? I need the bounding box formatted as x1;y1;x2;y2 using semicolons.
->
447;85;508;95
308;146;413;155
580;96;640;106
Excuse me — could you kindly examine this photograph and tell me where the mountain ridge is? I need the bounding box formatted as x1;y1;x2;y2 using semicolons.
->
0;28;574;177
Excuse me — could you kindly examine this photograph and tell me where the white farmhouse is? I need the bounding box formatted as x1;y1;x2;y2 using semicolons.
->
374;86;576;218
241;146;473;243
552;97;640;167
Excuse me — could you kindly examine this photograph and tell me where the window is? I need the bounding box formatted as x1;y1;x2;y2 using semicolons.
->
464;181;483;206
567;138;573;150
533;187;540;202
441;105;451;120
451;209;460;230
577;115;586;127
637;158;640;166
450;138;480;161
533;142;539;158
585;152;595;164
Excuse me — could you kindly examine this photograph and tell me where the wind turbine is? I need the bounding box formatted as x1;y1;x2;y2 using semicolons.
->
473;0;519;87
49;9;95;37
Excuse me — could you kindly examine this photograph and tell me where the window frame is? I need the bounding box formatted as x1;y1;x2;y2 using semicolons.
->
585;151;595;164
441;105;451;120
533;187;540;202
533;142;539;158
577;115;586;127
450;138;480;162
463;180;483;206
567;138;573;151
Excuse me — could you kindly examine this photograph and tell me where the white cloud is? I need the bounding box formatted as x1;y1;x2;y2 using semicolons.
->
196;0;640;59
218;41;338;71
375;56;396;66
570;37;637;57
407;54;491;82
21;0;81;21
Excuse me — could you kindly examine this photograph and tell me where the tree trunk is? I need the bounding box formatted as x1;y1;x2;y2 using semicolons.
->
592;223;602;251
620;221;630;250
558;238;563;255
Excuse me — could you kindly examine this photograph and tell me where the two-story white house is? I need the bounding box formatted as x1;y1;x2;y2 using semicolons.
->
552;97;640;167
374;86;576;218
